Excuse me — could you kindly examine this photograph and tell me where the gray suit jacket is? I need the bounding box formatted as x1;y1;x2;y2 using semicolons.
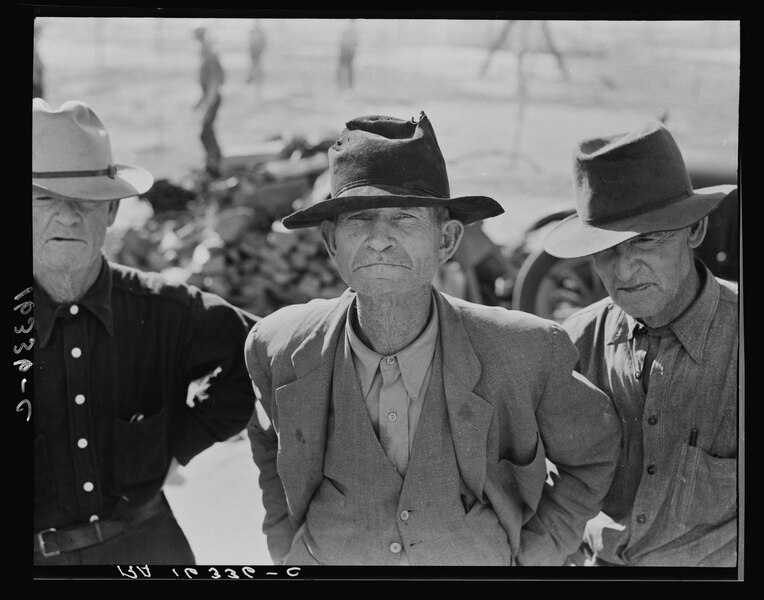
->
245;288;621;565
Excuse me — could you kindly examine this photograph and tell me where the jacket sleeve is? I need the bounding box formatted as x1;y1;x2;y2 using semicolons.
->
244;324;298;564
172;291;259;466
517;324;622;565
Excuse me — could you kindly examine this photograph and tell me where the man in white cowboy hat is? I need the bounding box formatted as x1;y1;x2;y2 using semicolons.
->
543;121;740;567
244;112;621;566
32;98;257;565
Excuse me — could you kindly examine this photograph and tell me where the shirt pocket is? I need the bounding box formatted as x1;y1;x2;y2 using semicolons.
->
34;434;57;502
112;405;170;489
669;443;737;528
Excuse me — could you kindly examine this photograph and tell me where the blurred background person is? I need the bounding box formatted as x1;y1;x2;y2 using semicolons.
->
192;26;225;177
337;19;358;93
33;20;45;98
246;19;267;97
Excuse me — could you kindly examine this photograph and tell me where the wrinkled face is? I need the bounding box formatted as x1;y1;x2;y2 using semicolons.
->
593;221;706;325
321;206;463;298
33;189;119;274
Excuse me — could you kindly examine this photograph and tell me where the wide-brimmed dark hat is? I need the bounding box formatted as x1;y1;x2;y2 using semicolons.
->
281;111;504;229
33;98;154;202
543;120;737;258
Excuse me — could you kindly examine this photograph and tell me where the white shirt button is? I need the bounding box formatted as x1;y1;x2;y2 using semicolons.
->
70;304;79;315
400;510;410;521
89;514;99;523
71;347;82;358
387;411;398;422
77;438;88;449
386;356;396;365
75;394;86;405
83;481;94;492
389;542;402;554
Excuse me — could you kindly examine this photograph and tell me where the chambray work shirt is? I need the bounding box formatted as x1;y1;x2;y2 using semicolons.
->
346;295;438;477
563;262;739;566
33;258;257;533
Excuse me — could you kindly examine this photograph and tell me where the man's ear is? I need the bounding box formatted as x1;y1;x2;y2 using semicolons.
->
687;216;708;249
320;219;337;260
439;219;464;264
106;199;121;227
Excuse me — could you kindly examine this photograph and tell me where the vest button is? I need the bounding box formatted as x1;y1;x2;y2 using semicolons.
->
636;513;647;524
386;356;396;365
387;411;397;422
646;464;656;475
647;414;658;425
400;510;410;521
389;542;402;554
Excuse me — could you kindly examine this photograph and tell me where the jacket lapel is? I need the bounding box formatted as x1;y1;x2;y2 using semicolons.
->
435;291;494;501
274;290;354;522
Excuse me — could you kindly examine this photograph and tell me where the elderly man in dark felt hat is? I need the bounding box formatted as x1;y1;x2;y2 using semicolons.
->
32;99;257;565
244;112;622;566
544;121;740;567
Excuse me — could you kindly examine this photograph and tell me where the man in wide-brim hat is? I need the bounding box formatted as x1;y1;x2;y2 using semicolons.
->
244;111;621;566
32;98;257;566
544;120;739;566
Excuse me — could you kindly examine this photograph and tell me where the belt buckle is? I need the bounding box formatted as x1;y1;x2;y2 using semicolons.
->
37;528;60;558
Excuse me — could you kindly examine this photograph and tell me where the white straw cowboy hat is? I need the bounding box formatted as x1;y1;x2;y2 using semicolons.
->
543;120;737;258
281;111;504;229
32;98;154;201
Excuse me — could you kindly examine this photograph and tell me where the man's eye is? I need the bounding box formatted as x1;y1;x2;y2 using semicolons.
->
394;212;415;219
634;236;661;246
347;213;370;221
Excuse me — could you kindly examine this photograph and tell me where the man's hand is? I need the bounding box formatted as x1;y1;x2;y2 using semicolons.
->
583;511;625;561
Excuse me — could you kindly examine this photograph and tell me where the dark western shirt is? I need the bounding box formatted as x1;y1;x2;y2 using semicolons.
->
563;261;739;566
33;258;257;533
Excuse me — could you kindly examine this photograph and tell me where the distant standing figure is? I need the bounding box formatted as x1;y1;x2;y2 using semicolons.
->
33;21;44;98
193;26;225;177
337;20;358;92
247;20;267;94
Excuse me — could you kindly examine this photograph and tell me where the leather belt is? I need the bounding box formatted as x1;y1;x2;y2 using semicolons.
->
34;493;166;557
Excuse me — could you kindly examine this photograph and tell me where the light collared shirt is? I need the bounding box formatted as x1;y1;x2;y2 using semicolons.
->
563;261;739;566
346;294;439;477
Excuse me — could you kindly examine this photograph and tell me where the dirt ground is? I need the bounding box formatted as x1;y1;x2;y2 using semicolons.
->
32;15;740;567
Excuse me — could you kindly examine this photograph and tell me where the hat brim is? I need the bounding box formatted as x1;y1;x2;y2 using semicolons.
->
543;185;737;258
32;163;154;201
282;194;504;229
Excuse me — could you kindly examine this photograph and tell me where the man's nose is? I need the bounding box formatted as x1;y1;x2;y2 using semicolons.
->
364;221;396;253
611;247;641;282
54;200;83;225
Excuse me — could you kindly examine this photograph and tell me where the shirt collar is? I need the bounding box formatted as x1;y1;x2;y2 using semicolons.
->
609;261;720;363
346;293;440;399
35;256;114;348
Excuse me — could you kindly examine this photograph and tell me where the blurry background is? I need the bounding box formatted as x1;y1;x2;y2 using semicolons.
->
31;14;740;565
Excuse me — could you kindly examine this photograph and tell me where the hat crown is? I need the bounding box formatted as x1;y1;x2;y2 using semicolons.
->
575;121;693;225
329;113;451;199
33;99;115;174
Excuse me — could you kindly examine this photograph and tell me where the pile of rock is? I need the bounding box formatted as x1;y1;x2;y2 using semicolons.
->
107;134;347;318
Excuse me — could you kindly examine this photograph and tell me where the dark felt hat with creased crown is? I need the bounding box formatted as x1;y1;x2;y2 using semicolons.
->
543;120;737;258
281;112;504;229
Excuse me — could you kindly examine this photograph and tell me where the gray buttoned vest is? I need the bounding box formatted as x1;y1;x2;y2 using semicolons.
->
296;333;512;565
